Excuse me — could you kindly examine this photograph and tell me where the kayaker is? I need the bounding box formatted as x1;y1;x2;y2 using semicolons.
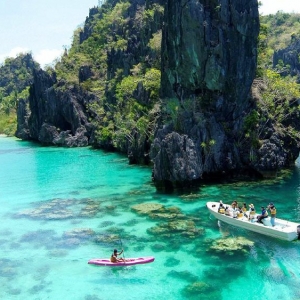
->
110;249;125;263
268;202;276;226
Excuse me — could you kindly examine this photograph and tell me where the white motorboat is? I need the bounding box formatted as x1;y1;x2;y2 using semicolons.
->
206;201;300;241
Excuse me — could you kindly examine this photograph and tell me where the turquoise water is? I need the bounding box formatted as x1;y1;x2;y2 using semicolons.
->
1;136;300;300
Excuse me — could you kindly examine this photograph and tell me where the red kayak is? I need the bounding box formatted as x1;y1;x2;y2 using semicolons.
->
88;256;155;267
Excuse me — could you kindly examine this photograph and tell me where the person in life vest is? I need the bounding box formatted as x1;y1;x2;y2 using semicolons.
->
268;202;276;226
218;200;225;214
237;206;244;218
248;204;256;222
257;207;268;224
242;203;247;212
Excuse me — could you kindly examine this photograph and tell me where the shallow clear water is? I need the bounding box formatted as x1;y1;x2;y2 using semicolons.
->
1;136;300;300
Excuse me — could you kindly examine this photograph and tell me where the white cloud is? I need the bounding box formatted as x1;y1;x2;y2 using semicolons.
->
0;46;30;64
0;47;63;68
33;49;63;68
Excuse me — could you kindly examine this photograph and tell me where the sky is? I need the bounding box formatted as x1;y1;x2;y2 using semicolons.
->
259;0;300;15
0;0;299;68
0;0;98;67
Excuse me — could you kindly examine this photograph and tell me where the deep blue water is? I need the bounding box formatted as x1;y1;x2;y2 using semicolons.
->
1;135;300;300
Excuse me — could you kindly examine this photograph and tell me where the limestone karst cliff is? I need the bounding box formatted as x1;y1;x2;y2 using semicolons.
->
151;0;260;189
17;0;164;163
273;37;300;81
15;0;300;191
17;69;96;146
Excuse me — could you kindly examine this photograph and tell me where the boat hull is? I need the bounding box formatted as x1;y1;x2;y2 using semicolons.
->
88;256;155;266
206;202;299;241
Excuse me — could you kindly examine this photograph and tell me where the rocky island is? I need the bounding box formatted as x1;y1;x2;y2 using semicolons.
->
12;0;300;190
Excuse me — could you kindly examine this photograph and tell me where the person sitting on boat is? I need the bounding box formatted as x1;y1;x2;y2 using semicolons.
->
225;206;231;216
257;207;268;224
237;207;244;218
242;203;248;217
231;201;238;209
231;201;238;218
248;204;256;222
110;249;125;263
267;202;276;226
218;201;225;213
242;203;247;213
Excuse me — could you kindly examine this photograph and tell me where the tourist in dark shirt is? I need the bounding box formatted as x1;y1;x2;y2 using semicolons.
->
257;207;268;224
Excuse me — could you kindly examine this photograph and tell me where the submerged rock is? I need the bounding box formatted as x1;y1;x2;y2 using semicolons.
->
63;228;95;240
164;257;180;267
179;193;200;202
15;198;100;220
182;281;211;295
132;202;186;220
78;201;100;217
151;243;166;252
208;236;254;255
148;219;203;239
94;234;120;245
167;270;198;282
131;203;164;214
57;238;82;248
0;259;19;278
48;249;68;257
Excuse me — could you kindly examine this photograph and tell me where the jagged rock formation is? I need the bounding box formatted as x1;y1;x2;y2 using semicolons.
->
273;37;300;81
0;53;38;96
151;0;260;189
15;0;300;191
16;98;30;139
16;69;96;146
248;78;300;178
17;0;164;154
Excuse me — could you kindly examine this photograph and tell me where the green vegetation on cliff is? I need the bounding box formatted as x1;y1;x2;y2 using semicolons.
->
1;3;300;160
258;12;300;72
0;53;38;135
51;0;164;157
254;12;300;148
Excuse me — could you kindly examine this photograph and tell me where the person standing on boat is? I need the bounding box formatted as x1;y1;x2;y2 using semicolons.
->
257;207;268;224
268;202;276;226
110;249;125;262
248;204;256;222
